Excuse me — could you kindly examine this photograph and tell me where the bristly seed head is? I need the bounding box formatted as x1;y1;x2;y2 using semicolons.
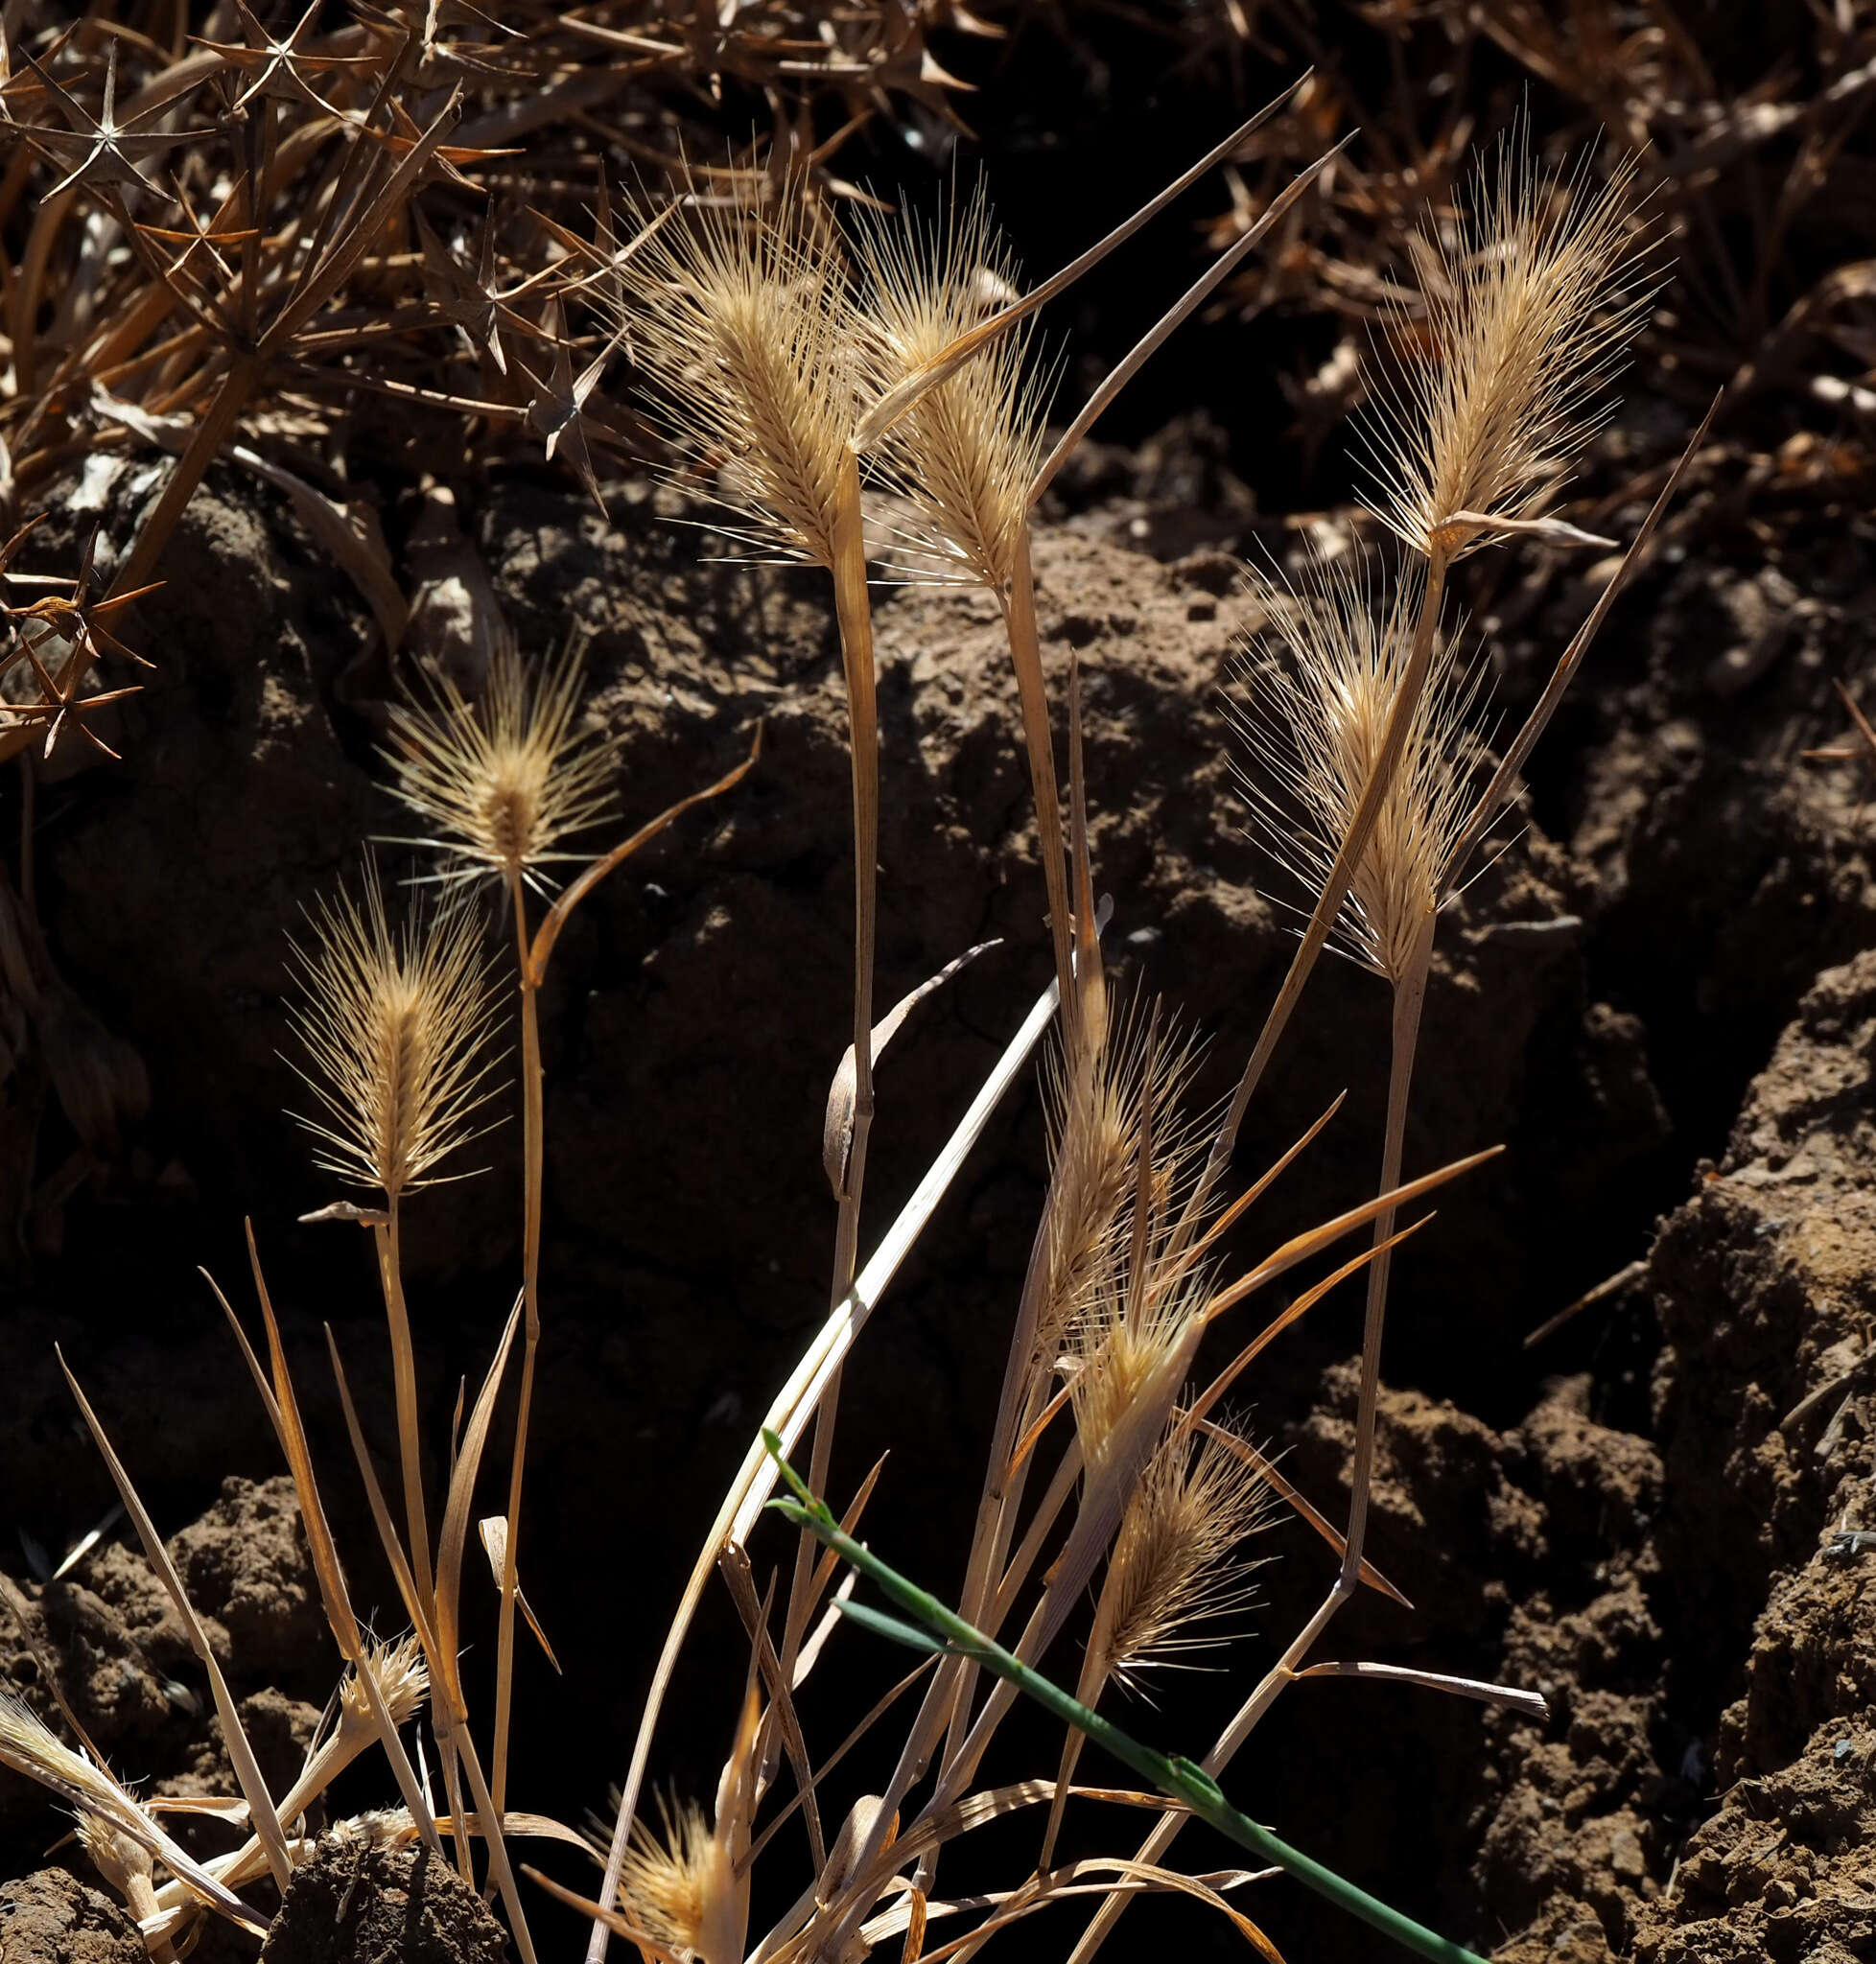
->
286;861;504;1201
340;1634;430;1732
1039;999;1205;1398
1358;127;1658;559
383;639;621;890
0;1693;144;1837
618;178;857;571
1093;1423;1275;1695
1231;549;1489;984
609;1792;735;1964
853;188;1048;592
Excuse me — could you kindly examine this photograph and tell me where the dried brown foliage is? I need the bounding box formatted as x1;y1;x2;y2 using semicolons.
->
0;0;980;764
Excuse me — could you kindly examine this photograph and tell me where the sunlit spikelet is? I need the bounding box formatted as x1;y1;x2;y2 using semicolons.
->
384;640;621;888
286;864;504;1199
1231;550;1488;985
853;190;1048;591
1067;1250;1209;1482
1360;130;1655;558
0;1694;149;1844
340;1635;430;1731
612;1793;737;1964
330;1808;422;1853
1036;1003;1205;1387
1094;1424;1276;1695
620;181;856;570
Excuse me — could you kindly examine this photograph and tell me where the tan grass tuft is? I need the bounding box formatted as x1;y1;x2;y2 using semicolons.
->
0;1694;129;1822
1038;1004;1205;1391
340;1635;431;1733
619;182;857;572
1360;130;1656;558
1067;1253;1209;1482
609;1793;736;1964
384;640;622;890
1231;550;1488;985
286;862;504;1199
1096;1425;1276;1695
853;190;1048;591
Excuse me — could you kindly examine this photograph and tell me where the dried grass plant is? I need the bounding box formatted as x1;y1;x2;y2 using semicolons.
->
2;77;1728;1964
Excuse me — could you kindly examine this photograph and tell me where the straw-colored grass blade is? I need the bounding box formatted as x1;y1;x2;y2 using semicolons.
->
588;975;1058;1947
56;1350;295;1894
1292;1660;1549;1719
433;1295;523;1713
1029;135;1351;507
241;1228;444;1855
852;75;1312;453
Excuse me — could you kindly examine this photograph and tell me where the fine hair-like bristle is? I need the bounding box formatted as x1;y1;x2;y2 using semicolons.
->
286;862;504;1199
383;639;622;889
1094;1423;1276;1695
1230;549;1489;984
853;188;1048;591
1359;128;1656;558
618;178;856;571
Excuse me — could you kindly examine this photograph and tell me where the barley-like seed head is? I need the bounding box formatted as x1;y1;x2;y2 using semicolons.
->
1038;1002;1205;1393
1231;549;1488;985
618;179;856;571
0;1693;143;1835
383;639;621;889
1094;1423;1276;1695
609;1792;735;1964
340;1634;430;1732
286;863;504;1199
1360;129;1657;559
853;189;1048;592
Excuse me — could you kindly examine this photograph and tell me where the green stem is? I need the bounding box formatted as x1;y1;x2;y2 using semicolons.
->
765;1438;1492;1964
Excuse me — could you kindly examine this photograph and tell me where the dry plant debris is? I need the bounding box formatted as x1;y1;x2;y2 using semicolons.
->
0;0;978;767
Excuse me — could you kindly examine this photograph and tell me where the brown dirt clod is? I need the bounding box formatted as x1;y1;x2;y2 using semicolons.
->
258;1839;509;1964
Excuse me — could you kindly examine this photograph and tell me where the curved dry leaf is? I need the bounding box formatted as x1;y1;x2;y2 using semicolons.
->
824;938;998;1198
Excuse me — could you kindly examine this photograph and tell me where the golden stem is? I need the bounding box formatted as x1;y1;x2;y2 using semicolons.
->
778;453;879;1689
1342;913;1436;1588
372;1197;434;1609
492;862;542;1822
